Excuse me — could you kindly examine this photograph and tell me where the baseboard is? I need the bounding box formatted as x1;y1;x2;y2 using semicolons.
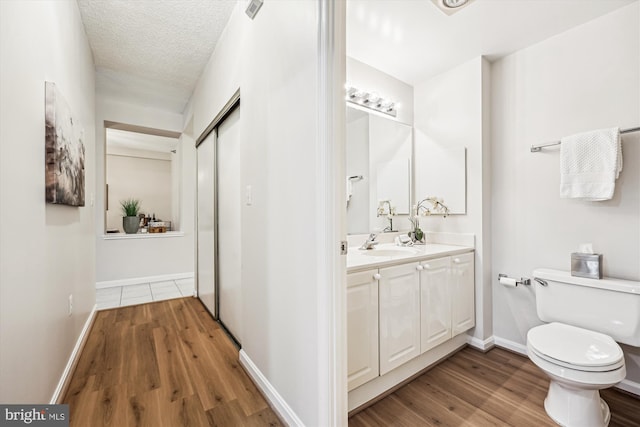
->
239;350;304;427
96;272;194;289
493;336;528;356
467;334;495;352
616;378;640;396
51;304;97;404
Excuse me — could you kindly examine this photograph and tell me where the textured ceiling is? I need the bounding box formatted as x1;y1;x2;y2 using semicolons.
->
78;0;237;113
348;0;635;86
79;0;634;115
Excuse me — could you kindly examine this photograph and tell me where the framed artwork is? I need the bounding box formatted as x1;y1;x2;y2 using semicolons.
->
45;81;85;206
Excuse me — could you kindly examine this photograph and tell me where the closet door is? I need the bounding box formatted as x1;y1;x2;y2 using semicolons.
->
216;106;242;344
197;131;216;316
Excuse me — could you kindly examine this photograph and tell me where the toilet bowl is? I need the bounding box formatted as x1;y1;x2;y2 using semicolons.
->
527;322;626;427
528;269;640;427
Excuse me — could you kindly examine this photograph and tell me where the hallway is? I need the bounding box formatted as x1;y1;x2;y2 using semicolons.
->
63;298;281;426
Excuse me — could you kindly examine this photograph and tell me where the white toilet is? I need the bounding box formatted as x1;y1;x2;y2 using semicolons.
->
527;268;640;427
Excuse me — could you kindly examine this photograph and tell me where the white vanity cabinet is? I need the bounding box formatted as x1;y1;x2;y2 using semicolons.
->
347;269;379;391
346;245;474;396
451;252;475;335
419;252;475;353
419;257;452;353
378;263;421;375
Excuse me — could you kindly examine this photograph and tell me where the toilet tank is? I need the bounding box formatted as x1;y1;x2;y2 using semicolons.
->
533;268;640;346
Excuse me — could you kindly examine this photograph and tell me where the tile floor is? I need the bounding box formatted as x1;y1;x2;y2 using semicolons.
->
96;277;195;310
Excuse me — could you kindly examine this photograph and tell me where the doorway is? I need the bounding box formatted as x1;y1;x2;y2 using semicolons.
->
196;93;242;346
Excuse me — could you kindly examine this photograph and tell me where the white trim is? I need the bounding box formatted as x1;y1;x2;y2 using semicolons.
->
239;350;304;426
467;334;495;352
102;231;185;240
96;272;194;289
317;1;347;426
494;336;528;355
616;378;640;396
50;304;97;404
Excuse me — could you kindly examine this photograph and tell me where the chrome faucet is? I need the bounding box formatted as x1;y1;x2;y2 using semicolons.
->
360;233;379;250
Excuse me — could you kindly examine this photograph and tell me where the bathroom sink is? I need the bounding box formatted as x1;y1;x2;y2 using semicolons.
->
359;246;420;257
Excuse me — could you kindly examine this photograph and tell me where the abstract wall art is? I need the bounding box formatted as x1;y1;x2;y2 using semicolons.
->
45;81;85;206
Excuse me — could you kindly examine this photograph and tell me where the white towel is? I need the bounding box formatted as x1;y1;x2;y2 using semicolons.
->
560;127;622;201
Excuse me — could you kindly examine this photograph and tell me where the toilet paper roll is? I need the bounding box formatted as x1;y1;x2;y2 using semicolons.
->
499;276;517;287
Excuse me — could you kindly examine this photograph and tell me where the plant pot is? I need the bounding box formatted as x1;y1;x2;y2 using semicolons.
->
410;228;424;243
123;216;139;234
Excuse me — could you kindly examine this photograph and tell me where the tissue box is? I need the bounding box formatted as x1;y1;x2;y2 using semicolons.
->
571;253;602;279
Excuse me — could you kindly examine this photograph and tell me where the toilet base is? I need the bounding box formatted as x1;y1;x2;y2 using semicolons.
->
544;380;611;427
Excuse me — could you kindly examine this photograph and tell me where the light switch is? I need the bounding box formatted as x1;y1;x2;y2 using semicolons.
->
245;185;253;206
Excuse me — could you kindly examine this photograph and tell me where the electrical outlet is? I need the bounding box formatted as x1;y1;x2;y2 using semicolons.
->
68;294;73;316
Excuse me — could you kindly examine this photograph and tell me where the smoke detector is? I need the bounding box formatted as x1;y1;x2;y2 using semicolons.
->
431;0;476;16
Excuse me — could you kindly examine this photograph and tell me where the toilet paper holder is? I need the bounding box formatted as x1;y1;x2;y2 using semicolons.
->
498;274;531;287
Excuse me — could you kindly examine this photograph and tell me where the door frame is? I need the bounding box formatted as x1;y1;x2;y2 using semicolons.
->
318;1;348;425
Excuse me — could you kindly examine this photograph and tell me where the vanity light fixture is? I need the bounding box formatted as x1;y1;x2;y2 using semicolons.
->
345;85;397;117
431;0;475;15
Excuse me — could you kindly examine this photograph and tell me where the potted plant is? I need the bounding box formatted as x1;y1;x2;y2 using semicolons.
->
408;216;424;243
120;198;141;234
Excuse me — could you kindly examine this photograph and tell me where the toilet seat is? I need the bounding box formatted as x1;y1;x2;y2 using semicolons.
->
527;323;624;372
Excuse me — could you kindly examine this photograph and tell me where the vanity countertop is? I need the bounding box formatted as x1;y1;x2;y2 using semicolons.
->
347;243;474;273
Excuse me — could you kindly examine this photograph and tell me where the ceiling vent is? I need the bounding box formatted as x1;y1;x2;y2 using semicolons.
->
431;0;476;16
245;0;264;20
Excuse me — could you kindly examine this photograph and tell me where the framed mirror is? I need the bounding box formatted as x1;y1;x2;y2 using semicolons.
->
346;106;412;234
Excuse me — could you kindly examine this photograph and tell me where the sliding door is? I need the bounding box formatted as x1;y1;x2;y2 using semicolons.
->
196;131;216;316
216;107;242;344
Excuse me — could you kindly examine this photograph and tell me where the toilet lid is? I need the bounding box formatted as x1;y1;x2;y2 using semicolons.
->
528;323;623;368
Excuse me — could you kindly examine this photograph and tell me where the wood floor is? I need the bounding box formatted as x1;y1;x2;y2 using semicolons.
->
64;297;640;427
350;346;640;427
63;297;282;427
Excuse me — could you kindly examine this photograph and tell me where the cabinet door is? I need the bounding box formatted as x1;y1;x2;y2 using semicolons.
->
451;252;475;335
420;257;452;353
379;263;421;375
347;269;379;391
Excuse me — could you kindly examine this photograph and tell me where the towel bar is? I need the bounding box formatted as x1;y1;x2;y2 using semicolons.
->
530;126;640;152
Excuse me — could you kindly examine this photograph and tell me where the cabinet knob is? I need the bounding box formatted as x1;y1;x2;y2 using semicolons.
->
373;273;381;280
423;264;431;270
453;258;461;264
416;265;424;271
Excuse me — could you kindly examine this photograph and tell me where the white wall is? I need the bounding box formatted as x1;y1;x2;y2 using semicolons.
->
413;57;493;343
95;98;195;283
189;2;342;424
0;0;96;402
491;3;640;387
